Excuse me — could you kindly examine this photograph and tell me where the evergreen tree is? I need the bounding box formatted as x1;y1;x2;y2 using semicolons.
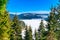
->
11;15;22;40
10;28;15;40
38;20;45;40
35;29;38;40
46;8;57;40
0;0;11;40
28;26;33;40
24;26;30;40
55;1;60;40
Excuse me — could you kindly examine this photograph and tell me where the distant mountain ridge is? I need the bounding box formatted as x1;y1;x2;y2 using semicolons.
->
9;13;49;20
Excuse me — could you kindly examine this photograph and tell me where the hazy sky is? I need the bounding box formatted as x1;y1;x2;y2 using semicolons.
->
7;0;58;12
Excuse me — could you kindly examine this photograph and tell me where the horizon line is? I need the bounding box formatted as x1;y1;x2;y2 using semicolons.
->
9;11;50;15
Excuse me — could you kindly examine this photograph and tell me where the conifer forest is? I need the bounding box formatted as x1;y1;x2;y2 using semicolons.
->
0;0;60;40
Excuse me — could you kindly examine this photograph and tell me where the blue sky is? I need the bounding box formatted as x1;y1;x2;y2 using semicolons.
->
7;0;58;12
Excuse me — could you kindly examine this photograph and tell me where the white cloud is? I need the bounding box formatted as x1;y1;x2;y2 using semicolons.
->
23;11;50;14
9;12;22;15
21;19;47;34
9;11;50;15
21;19;48;38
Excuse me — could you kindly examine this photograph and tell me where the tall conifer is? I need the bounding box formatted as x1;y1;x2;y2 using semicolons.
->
46;8;57;40
24;26;30;40
28;26;32;40
11;15;22;40
0;0;11;40
38;20;45;40
35;29;38;40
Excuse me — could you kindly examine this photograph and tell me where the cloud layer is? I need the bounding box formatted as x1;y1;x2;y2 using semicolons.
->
9;11;50;15
22;19;47;34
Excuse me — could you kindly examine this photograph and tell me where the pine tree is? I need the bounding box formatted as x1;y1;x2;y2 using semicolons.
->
0;0;11;40
28;26;33;40
11;15;22;40
55;1;60;40
10;28;15;40
35;29;38;40
46;8;57;40
38;20;45;40
24;26;30;40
